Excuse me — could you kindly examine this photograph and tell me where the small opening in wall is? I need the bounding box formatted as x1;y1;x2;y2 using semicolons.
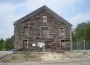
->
23;40;28;49
23;26;28;34
43;15;47;23
41;26;48;38
59;27;65;38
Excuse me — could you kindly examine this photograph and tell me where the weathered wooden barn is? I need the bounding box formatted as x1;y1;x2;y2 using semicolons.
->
14;5;72;52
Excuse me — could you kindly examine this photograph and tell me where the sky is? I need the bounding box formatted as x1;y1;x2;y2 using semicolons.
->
0;0;90;39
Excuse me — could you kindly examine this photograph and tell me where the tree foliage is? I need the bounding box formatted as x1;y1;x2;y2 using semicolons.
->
75;21;90;41
0;38;4;50
0;36;14;51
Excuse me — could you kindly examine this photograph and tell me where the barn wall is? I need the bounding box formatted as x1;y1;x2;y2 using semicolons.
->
14;10;71;52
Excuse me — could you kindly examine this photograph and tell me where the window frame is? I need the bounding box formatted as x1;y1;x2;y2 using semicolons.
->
23;25;29;35
22;39;28;49
42;15;47;23
40;26;49;38
59;27;65;38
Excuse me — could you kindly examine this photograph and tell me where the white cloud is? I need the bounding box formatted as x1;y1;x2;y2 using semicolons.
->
70;12;90;28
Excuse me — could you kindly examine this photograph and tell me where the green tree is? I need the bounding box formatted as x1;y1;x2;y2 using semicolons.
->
75;21;90;41
75;22;87;41
0;36;14;51
2;41;7;51
72;30;77;50
85;21;90;41
6;36;14;50
0;38;4;50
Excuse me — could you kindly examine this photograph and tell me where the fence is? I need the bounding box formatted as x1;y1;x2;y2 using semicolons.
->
72;40;90;51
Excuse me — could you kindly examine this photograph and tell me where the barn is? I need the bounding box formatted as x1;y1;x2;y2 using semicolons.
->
14;5;72;52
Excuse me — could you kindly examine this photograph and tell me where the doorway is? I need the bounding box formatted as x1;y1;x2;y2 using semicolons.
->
23;40;28;50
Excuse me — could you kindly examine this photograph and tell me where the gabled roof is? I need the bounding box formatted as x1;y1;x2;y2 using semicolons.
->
14;5;72;26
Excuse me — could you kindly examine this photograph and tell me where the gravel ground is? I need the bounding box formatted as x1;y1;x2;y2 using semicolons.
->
0;58;90;65
0;51;13;58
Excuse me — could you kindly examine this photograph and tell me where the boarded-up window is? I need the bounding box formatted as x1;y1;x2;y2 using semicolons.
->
23;26;28;34
43;16;47;23
59;27;65;38
60;29;65;35
41;27;48;38
23;40;28;49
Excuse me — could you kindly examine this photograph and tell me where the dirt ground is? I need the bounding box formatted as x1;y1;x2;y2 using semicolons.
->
0;51;90;65
0;58;90;65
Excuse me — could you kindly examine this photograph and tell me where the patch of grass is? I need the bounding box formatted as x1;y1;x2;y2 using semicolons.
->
23;50;31;60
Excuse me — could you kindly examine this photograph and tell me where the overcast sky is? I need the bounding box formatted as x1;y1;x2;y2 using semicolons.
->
0;0;90;39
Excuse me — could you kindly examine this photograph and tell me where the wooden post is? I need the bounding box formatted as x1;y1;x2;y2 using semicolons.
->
60;40;61;51
70;28;72;51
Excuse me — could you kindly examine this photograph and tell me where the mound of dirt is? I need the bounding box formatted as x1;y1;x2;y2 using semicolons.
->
40;53;66;61
0;53;41;62
0;54;25;62
0;52;90;62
